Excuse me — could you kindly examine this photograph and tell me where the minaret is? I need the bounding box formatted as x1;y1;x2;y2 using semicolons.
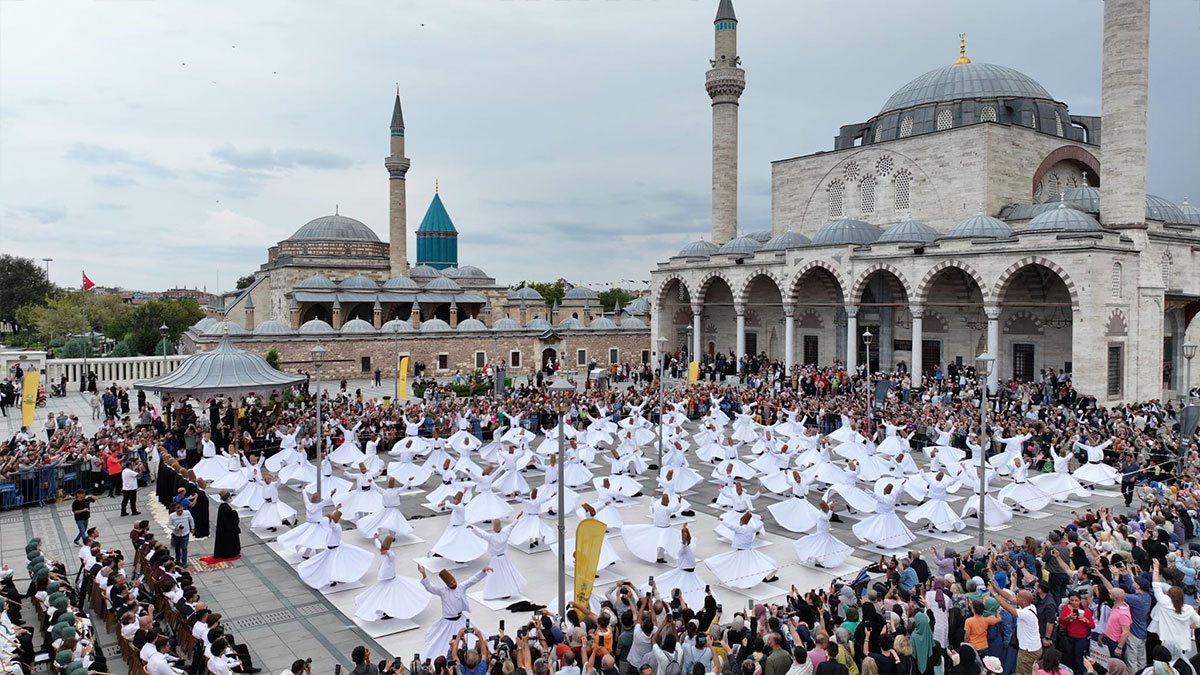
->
386;90;412;276
706;0;745;245
1099;0;1150;228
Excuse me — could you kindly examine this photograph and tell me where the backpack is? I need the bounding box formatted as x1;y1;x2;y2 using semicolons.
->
664;652;682;675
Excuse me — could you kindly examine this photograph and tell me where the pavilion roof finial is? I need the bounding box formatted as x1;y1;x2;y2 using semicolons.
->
954;33;971;65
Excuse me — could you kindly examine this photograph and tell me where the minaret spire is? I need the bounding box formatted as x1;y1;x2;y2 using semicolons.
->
706;0;745;245
386;89;412;277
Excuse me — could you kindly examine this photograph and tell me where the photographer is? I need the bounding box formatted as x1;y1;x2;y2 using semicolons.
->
452;627;489;675
279;659;310;675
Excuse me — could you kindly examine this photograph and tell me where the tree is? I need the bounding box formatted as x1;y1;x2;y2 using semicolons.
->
511;279;570;307
110;340;133;358
598;288;639;313
22;292;132;340
58;338;98;359
0;255;56;332
115;297;205;356
235;274;256;290
265;349;281;370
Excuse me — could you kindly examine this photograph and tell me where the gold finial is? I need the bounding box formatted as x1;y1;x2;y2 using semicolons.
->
954;33;971;65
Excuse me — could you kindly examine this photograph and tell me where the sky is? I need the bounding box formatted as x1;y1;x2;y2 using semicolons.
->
2;0;1198;295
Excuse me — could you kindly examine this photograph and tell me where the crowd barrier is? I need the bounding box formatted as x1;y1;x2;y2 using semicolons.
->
0;460;94;509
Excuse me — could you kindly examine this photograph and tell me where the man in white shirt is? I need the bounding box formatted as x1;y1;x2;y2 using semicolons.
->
990;582;1042;674
121;461;142;517
146;637;186;675
206;638;239;675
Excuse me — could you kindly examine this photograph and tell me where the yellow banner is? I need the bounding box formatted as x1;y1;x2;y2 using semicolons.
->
20;369;40;428
687;361;699;385
397;356;409;400
573;518;608;606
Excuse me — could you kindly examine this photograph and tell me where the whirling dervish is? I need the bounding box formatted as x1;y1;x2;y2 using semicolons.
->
793;499;853;569
469;519;526;600
297;510;373;589
621;494;684;565
705;511;777;589
430;492;488;563
851;482;916;549
353;535;431;622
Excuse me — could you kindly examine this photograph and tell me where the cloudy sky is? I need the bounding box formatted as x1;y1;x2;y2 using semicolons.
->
2;0;1197;294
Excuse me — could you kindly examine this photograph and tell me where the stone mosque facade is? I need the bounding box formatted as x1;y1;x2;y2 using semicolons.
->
651;0;1200;403
186;95;652;378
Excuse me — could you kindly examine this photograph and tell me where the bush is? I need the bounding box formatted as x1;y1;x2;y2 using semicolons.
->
109;340;133;358
265;349;281;370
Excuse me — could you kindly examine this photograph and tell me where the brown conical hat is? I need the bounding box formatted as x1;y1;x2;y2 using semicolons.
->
438;568;456;585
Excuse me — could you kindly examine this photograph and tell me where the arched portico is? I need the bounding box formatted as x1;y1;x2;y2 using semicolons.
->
993;261;1076;390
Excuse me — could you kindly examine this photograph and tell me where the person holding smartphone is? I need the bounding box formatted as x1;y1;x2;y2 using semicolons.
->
1057;592;1094;675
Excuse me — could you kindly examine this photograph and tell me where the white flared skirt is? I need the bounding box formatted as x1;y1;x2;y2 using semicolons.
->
705;548;777;589
905;498;966;532
194;456;227;482
577;503;623;532
654;566;709;609
997;480;1051;512
209;469;248;493
231;481;265;511
621;524;683;564
1072;462;1120;487
481;554;526;600
278;460;317;486
385;461;432;488
429;523;488;562
464;491;513;523
354;574;430;621
509;514;556;548
852;511;916;548
250;498;297;530
493;470;530;496
960;494;1014;527
303;475;354;500
563;463;594;488
355;506;414;538
298;543;373;588
338;488;384;519
767;497;822;533
276;520;331;553
327;442;365;467
1030;472;1090;501
793;531;853;568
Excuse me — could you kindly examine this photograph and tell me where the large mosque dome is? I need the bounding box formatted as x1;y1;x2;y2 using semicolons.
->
880;62;1053;115
286;214;380;243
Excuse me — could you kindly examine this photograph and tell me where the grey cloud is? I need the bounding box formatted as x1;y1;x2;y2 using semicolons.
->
210;143;355;171
8;204;66;224
66;143;173;177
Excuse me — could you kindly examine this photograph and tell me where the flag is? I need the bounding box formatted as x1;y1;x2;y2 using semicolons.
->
396;356;409;399
81;272;95;291
20;369;40;427
573;518;608;606
687;361;699;385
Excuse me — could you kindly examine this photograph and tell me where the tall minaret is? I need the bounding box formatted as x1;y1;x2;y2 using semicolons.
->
1099;0;1150;228
386;90;412;276
706;0;745;246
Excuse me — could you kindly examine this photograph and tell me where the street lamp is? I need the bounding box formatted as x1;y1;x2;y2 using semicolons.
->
862;329;873;438
975;352;995;547
685;324;694;364
1183;342;1197;406
657;336;668;476
391;321;401;403
42;258;52;278
311;344;326;499
548;375;574;620
160;323;170;424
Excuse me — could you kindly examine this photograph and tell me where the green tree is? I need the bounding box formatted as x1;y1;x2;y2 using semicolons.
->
110;340;133;357
235;274;256;290
511;279;570;306
59;338;99;359
598;288;639;313
0;255;56;332
118;297;205;356
265;349;281;370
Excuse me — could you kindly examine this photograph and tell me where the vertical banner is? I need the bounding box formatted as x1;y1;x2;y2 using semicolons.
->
397;356;409;400
20;369;40;427
687;361;699;385
573;518;608;606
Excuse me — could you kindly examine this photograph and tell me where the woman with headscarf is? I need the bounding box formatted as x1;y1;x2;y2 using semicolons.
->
946;644;980;675
910;613;934;675
924;578;950;648
1150;559;1200;661
853;603;886;669
1084;657;1129;675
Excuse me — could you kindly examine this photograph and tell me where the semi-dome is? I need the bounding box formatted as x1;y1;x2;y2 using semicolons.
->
340;319;377;334
943;213;1012;239
589;317;618;330
456;318;489;332
1180;198;1200;226
287;214;380;242
381;319;414;333
717;236;762;256
811;219;882;246
424;276;462;292
382;276;420;290
296;274;337;290
492;317;523;331
762;231;812;251
676;240;720;258
252;320;293;336
204;321;248;336
880;62;1053;115
192;318;217;333
620;316;646;329
525;317;552;330
879;220;939;243
743;230;772;243
625;297;651;315
1022;203;1103;233
564;286;598;300
298;319;335;334
558;317;584;330
420;318;451;332
1146;195;1187;223
409;264;441;279
508;286;544;301
339;275;379;290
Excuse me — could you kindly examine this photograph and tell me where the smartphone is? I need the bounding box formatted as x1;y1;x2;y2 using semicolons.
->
465;618;471;631
499;620;505;631
705;585;711;594
393;658;404;670
414;654;421;664
335;666;342;675
717;603;723;612
648;575;654;585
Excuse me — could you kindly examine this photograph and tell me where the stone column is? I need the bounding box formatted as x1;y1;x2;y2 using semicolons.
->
845;305;859;374
1099;0;1150;228
691;304;703;360
735;304;746;374
783;305;795;373
985;305;1001;391
910;306;924;386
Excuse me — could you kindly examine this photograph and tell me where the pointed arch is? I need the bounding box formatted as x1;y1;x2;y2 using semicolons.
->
850;263;915;305
735;271;786;306
1106;309;1128;336
916;261;991;305
653;274;692;308
695;271;736;303
992;256;1079;309
785;261;847;305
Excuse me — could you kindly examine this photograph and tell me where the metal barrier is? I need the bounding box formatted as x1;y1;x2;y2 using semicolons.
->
0;460;91;509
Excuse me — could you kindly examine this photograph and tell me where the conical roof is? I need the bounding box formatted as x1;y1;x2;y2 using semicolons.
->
417;194;457;233
390;92;405;130
134;333;305;396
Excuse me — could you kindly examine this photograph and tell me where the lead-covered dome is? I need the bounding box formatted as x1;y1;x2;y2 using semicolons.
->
1180;198;1200;226
508;286;544;302
381;319;414;333
339;275;379;290
812;219;882;246
287;214;380;242
762;232;811;251
676;240;720;258
589;317;618;330
425;276;462;292
878;220;939;243
525;317;552;331
1022;203;1103;233
252;320;293;336
382;276;420;290
1146;195;1187;223
880;62;1053;115
492;318;523;331
564;286;598;301
456;318;488;332
717;236;763;255
944;213;1012;239
1058;186;1099;213
296;274;337;290
420;318;451;332
340;319;376;334
298;319;335;335
409;264;441;280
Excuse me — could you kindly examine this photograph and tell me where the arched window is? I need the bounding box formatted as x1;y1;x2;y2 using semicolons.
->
860;174;877;214
1054;111;1064;137
1030;108;1039;132
1111;262;1123;299
894;170;912;213
980;106;997;123
899;116;914;138
827;179;845;219
1162;251;1173;287
936;109;953;131
1046;173;1060;200
873;125;883;143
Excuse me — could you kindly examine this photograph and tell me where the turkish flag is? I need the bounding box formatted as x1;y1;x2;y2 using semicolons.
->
82;272;95;291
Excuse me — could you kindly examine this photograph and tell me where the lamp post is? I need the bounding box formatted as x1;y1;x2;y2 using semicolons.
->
657;335;668;475
391;322;401;403
311;345;326;499
1183;342;1197;406
862;329;873;438
685;324;694;366
975;352;994;547
549;376;574;619
159;323;170;424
